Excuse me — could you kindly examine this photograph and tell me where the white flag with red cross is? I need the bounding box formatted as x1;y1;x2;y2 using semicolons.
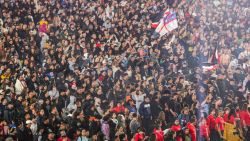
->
151;9;178;37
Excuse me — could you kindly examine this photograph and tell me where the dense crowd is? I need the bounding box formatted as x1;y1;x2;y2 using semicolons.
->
0;0;250;141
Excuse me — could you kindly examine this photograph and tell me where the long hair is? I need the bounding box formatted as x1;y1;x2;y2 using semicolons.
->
158;111;165;121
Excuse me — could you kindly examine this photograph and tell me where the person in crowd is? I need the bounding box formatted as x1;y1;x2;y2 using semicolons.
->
178;107;191;127
45;128;56;141
244;107;250;141
132;127;146;141
186;116;197;141
206;108;216;140
215;109;225;141
129;113;140;136
170;119;182;141
0;0;249;140
139;96;152;135
199;117;209;141
77;128;89;141
57;130;71;141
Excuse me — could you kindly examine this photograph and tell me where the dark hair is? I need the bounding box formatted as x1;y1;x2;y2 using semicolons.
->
228;108;236;120
242;103;248;111
132;113;137;118
190;116;196;123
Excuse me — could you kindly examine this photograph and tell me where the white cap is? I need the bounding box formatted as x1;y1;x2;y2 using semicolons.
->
67;114;73;117
26;120;32;124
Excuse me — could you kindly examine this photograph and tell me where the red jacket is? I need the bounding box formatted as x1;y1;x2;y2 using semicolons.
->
244;112;250;126
57;137;71;141
186;122;196;141
200;123;209;138
239;110;249;126
134;133;144;141
153;128;164;141
170;124;181;132
223;113;229;122
215;117;225;131
171;125;182;141
207;115;216;130
111;105;125;113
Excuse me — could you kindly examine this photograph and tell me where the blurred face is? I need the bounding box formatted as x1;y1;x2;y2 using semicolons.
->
81;129;87;136
217;99;222;105
112;113;117;118
225;109;230;114
2;99;7;105
40;110;45;116
118;126;124;132
219;111;224;116
184;109;189;115
211;110;215;115
185;128;189;134
174;119;179;125
92;134;97;140
48;133;55;139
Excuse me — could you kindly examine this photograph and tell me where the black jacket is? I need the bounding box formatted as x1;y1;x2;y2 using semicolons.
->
139;102;152;119
16;127;33;141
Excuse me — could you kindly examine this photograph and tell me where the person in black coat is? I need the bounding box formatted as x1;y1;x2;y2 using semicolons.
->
26;75;37;91
16;121;33;141
150;96;162;120
23;121;34;141
139;97;152;135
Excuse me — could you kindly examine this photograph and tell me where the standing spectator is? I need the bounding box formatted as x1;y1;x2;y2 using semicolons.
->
133;127;145;141
57;130;70;141
170;119;182;141
153;125;164;141
101;115;110;141
151;96;162;120
132;91;145;114
45;128;55;141
23;120;33;141
0;0;249;140
206;109;216;141
77;129;89;141
129;113;140;136
14;75;27;95
215;109;225;141
186;116;197;141
139;97;152;135
178;107;191;127
244;107;250;141
199;117;209;141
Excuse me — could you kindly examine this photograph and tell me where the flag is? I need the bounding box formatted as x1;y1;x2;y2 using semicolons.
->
202;47;220;71
213;47;221;64
202;65;218;71
151;9;178;37
223;122;241;141
39;19;48;33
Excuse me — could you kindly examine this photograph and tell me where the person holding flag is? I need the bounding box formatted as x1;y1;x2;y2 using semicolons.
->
152;9;178;37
